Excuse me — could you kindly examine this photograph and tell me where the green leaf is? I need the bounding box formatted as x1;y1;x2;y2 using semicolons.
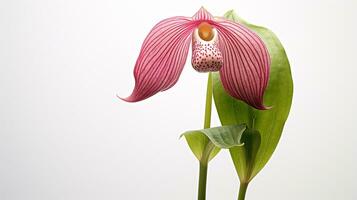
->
212;10;294;181
230;129;261;182
181;124;246;162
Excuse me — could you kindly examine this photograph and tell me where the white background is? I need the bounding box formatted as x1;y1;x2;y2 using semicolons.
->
1;0;356;199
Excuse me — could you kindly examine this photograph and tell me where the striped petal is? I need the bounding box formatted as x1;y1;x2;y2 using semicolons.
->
121;17;195;102
213;20;270;110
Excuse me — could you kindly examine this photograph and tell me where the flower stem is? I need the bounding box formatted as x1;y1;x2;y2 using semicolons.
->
203;72;213;129
197;72;213;200
238;182;249;200
198;162;208;200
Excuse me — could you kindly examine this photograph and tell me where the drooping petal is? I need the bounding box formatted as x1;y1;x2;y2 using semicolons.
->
192;7;214;21
212;19;270;109
121;17;196;102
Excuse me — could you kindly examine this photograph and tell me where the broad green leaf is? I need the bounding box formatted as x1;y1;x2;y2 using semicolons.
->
212;10;294;180
181;124;246;162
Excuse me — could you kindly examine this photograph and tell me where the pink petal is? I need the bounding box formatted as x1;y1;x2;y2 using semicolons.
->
121;17;196;102
212;20;270;110
192;7;214;21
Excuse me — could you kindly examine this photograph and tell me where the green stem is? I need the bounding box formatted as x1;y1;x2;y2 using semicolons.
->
198;162;208;200
197;72;213;200
238;182;249;200
203;72;213;129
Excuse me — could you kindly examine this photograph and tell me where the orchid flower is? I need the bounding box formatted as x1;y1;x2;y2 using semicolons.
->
121;7;270;109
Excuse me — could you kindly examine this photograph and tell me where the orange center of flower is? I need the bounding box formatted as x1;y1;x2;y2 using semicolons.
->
198;22;214;41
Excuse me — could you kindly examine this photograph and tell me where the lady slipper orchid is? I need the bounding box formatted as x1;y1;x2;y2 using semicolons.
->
121;7;270;109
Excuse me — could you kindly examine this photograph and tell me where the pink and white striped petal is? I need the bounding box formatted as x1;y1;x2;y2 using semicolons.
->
121;17;196;102
192;7;214;21
213;19;270;110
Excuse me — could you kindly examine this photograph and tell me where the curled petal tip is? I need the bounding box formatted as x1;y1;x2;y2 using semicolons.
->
117;94;135;103
116;89;151;103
